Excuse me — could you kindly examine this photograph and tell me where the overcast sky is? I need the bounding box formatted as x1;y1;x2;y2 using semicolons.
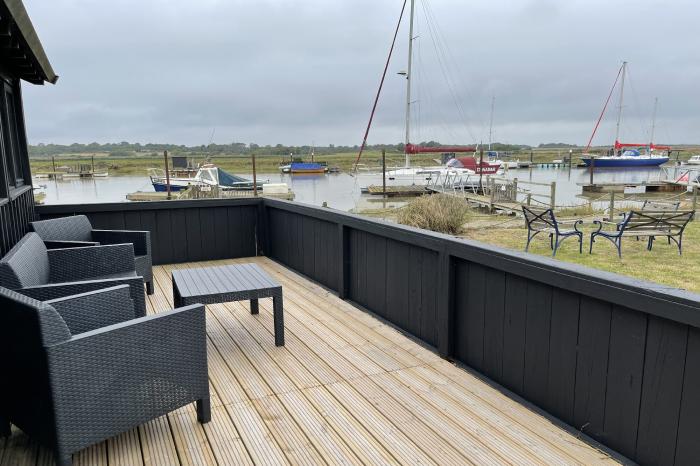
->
21;0;700;147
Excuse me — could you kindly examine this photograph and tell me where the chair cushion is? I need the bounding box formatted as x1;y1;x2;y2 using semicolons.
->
0;233;50;289
31;215;93;242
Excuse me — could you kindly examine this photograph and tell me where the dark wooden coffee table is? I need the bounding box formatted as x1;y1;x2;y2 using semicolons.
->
172;263;284;346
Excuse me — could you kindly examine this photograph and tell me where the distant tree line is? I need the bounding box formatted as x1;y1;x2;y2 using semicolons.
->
29;140;538;158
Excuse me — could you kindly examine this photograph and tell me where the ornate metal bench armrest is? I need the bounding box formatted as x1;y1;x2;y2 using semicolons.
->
45;304;208;454
48;243;136;282
44;240;100;250
19;276;146;317
45;285;135;334
92;230;151;256
591;220;615;235
558;219;584;233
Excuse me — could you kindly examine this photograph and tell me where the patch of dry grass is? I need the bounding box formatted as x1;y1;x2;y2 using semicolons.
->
397;194;471;235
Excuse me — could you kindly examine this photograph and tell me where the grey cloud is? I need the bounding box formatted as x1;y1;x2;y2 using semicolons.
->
21;0;700;146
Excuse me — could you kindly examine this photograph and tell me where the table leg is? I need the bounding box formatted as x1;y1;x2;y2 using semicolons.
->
173;286;180;308
273;294;285;346
250;298;259;314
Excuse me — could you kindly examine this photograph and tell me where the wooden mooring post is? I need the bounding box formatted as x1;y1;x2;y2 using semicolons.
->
589;156;595;185
550;181;556;209
693;185;698;220
608;191;615;219
163;150;171;200
382;149;386;198
252;153;258;197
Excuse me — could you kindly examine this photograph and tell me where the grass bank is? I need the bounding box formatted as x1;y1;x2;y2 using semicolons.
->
461;217;700;293
355;199;699;293
33;145;700;176
29;151;440;176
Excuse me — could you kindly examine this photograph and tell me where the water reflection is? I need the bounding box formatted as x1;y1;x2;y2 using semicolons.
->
38;166;690;211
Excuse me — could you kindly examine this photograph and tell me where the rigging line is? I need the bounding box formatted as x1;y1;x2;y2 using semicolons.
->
422;0;484;139
421;0;474;141
426;2;480;144
419;0;476;143
585;63;624;152
623;65;649;141
418;52;460;143
353;0;408;173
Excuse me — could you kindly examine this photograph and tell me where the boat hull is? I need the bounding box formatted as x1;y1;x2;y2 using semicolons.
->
153;182;189;192
581;157;669;167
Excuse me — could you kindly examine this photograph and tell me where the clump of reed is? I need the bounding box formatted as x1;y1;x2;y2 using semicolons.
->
397;194;471;235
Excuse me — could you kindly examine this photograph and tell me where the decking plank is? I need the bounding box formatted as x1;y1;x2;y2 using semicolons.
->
251;396;324;465
200;406;254;466
107;429;143;466
224;401;288;466
168;409;217;466
138;416;180;466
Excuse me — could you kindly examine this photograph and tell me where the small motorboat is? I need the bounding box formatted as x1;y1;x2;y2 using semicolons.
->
280;161;328;174
686;155;700;165
150;164;265;192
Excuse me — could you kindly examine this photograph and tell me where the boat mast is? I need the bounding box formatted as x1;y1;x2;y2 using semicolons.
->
488;95;495;151
649;97;658;148
614;61;627;151
404;0;415;167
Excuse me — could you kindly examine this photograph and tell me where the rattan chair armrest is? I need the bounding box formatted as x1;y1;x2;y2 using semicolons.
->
45;285;135;334
45;304;208;455
19;276;146;317
92;230;150;256
48;243;136;282
44;240;100;249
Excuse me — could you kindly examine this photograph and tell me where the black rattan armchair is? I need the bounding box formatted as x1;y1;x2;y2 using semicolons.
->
0;233;146;317
31;215;154;294
0;285;210;466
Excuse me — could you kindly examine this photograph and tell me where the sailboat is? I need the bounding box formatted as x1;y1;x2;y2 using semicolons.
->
581;62;670;168
485;96;519;170
355;0;500;184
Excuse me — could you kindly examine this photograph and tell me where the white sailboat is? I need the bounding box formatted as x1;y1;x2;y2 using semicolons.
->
356;0;500;186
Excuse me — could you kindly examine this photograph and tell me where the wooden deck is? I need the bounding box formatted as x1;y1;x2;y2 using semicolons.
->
1;257;621;465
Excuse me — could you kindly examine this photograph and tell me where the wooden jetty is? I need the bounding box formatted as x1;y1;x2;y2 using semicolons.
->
580;180;687;193
427;175;556;214
363;185;429;196
127;186;295;202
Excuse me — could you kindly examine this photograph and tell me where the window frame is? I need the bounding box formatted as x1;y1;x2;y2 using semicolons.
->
1;82;25;190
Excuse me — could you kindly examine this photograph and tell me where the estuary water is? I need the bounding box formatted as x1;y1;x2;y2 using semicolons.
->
36;165;690;212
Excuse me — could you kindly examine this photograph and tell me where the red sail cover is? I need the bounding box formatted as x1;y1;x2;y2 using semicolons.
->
614;140;646;149
614;141;672;150
406;143;476;154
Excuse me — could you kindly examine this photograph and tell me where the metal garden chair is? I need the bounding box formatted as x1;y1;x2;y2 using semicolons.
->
522;206;583;257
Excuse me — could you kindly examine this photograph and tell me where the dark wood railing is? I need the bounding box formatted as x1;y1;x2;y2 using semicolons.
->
37;199;260;264
37;197;700;464
1;186;35;257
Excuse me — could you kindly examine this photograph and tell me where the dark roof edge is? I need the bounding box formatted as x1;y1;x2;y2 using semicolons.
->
3;0;57;84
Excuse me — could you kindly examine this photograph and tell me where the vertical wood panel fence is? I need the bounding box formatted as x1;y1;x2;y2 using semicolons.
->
35;197;700;464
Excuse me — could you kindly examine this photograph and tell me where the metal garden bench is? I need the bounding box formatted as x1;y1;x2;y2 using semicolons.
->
590;210;694;257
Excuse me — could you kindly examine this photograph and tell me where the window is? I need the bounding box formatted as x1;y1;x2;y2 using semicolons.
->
0;84;25;189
